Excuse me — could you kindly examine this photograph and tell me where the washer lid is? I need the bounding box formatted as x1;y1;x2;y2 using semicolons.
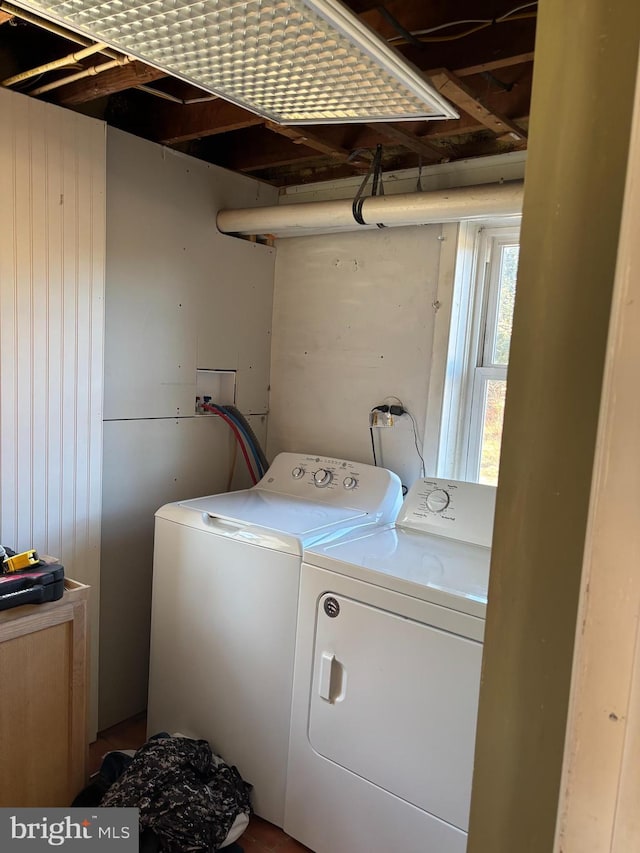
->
305;525;491;618
176;489;370;545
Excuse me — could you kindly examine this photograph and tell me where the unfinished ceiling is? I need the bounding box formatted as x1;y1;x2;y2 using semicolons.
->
0;1;536;187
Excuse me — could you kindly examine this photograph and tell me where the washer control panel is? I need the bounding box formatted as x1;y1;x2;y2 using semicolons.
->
259;452;403;518
398;477;497;547
285;459;359;491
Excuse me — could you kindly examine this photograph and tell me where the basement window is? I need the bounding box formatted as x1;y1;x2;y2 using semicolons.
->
429;220;521;486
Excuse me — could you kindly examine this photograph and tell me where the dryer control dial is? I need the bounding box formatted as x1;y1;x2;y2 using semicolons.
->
313;468;332;487
343;476;357;490
291;467;305;479
425;488;451;513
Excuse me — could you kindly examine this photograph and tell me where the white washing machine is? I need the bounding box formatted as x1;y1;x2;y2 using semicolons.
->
285;477;496;853
147;452;402;827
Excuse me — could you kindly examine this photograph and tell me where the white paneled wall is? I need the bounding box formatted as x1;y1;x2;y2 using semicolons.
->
0;88;106;736
99;413;266;729
101;129;277;729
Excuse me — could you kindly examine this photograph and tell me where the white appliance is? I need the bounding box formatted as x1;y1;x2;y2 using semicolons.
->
147;452;402;827
285;477;496;853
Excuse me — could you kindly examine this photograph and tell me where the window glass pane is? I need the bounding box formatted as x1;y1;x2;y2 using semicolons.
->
479;379;506;485
492;244;519;365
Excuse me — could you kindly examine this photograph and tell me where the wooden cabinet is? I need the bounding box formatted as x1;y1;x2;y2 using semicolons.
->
0;578;89;806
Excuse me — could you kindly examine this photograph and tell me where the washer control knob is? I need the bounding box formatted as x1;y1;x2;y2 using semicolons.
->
313;468;332;487
425;489;451;513
343;476;357;490
291;467;305;479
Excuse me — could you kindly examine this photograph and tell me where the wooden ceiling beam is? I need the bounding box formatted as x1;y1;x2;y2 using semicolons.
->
218;131;328;172
428;68;527;142
52;61;166;106
146;99;263;144
265;121;348;158
398;19;536;79
254;161;370;186
422;113;494;141
454;52;535;78
264;122;370;167
422;113;529;141
240;151;327;172
367;122;450;160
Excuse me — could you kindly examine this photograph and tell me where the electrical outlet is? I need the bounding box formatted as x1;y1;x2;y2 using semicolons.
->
370;411;394;428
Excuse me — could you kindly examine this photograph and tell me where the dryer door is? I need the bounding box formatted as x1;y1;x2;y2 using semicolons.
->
308;592;482;831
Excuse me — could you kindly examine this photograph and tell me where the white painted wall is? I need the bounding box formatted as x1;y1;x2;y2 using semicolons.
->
268;153;527;488
101;129;277;728
100;412;266;729
268;226;442;488
0;88;106;738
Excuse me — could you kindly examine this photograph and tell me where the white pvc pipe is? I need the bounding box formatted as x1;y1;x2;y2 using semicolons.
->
0;2;121;60
217;180;524;237
29;56;133;96
2;42;108;87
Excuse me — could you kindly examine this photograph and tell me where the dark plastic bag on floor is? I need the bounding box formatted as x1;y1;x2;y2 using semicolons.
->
75;734;250;852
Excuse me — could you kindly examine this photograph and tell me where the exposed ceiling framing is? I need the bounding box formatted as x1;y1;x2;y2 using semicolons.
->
0;1;536;187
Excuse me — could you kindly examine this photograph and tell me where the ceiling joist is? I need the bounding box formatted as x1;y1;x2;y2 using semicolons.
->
454;51;535;77
428;68;527;142
264;122;370;168
369;122;450;161
53;62;166;106
206;127;326;172
422;112;529;141
144;99;263;144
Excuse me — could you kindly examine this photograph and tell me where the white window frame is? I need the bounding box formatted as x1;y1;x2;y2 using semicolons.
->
423;217;521;483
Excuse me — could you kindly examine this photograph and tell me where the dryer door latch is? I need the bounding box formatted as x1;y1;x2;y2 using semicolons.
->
318;651;347;703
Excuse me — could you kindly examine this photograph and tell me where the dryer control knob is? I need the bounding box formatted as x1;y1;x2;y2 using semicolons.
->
343;476;357;490
313;468;332;487
425;489;450;513
291;467;305;479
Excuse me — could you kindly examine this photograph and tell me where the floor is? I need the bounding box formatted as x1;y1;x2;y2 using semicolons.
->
90;715;310;853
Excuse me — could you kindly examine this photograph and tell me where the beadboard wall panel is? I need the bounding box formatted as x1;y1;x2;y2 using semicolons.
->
0;88;106;738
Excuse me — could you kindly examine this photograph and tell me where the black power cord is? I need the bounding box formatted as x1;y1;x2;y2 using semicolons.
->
369;426;378;466
352;145;386;229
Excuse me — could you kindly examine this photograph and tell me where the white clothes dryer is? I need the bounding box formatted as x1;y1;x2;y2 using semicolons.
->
147;452;402;827
285;477;496;853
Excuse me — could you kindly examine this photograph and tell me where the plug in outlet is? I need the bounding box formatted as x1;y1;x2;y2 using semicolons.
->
370;410;394;428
